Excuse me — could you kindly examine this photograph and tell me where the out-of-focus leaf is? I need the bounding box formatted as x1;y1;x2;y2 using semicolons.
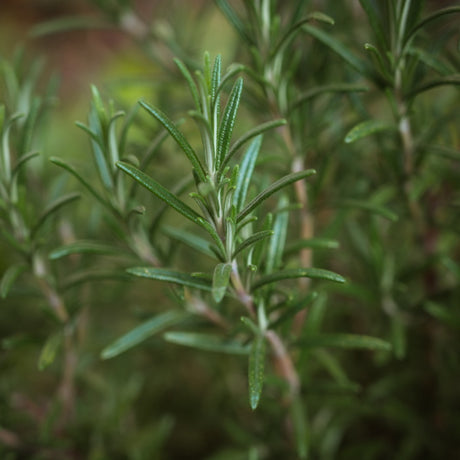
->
38;332;62;371
265;195;289;274
212;263;232;302
49;241;121;260
405;75;460;99
215;0;252;44
252;268;345;291
31;193;80;237
290;394;309;458
139;101;206;182
344;119;394;143
0;263;28;298
101;310;188;359
29;16;111;38
50;157;110;208
424;301;460;330
238;169;316;221
337;199;399;221
162;225;214;258
174;58;201;112
164;332;249;354
249;334;266;410
296;334;392;351
127;267;212;291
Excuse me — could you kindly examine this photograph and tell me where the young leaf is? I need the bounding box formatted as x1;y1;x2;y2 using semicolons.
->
139;100;206;182
0;263;28;298
296;334;392;351
212;263;232;302
233;135;262;212
127;267;212;291
237;169;316;222
217;77;243;169
252;268;345;291
249;334;266;410
38;332;62;371
344;119;394;143
101;310;188;359
164;332;249;355
117;161;203;226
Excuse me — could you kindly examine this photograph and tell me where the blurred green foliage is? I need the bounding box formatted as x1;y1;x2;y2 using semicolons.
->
1;1;460;459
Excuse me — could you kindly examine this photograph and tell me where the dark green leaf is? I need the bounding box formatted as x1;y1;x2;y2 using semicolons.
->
405;75;460;99
290;394;309;458
101;310;188;359
215;0;252;44
337;199;398;221
252;268;345;291
29;16;111;37
344;119;395;143
212;263;232;302
249;334;266;410
303;24;369;76
117;161;203;226
296;334;392;351
164;332;249;354
265;195;289;274
127;267;212;291
139;100;206;182
0;263;28;298
31;193;80;238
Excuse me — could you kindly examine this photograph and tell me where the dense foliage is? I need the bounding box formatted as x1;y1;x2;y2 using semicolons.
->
1;1;459;458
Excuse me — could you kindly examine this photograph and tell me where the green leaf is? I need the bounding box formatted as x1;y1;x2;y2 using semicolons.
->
248;334;266;410
127;267;212;291
238;169;316;222
405;75;460;99
252;268;345;291
290;394;309;458
222;119;286;171
50;157;110;208
162;225;214;258
303;24;369;76
404;6;460;48
212;263;232;302
49;241;120;260
139;100;206;182
344;119;394;143
337;199;399;221
101;310;188;359
164;332;249;355
269;292;318;330
296;334;392;351
265;195;289;274
233;135;262;212
0;263;28;298
233;230;273;258
285;238;339;256
174;58;201;111
117;161;203;226
217;77;243;169
29;16;111;37
12;151;40;177
38;332;62;371
290;83;368;113
31;193;80;238
272;12;335;58
215;0;252;44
